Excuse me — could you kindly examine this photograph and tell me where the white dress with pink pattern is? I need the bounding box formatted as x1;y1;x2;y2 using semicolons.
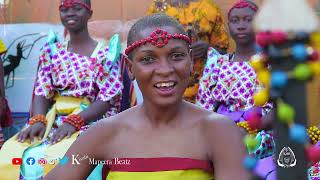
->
34;41;122;117
196;48;276;179
196;47;272;115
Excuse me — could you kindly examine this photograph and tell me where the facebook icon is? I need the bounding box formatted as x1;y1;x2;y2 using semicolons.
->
26;157;35;165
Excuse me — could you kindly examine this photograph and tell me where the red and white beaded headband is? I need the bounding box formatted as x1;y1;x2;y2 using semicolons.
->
59;0;92;12
125;28;191;56
228;0;258;18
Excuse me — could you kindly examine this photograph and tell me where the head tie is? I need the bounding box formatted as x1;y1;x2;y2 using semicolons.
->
228;0;258;18
59;0;92;12
125;28;191;55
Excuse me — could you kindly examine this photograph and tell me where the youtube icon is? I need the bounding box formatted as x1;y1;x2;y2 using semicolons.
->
12;158;22;165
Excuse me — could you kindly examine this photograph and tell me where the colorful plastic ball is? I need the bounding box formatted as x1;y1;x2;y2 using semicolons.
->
271;31;288;44
244;134;259;152
245;111;262;130
256;32;271;47
258;70;271;86
250;55;265;71
306;146;320;164
293;63;312;81
310;62;320;76
271;71;288;89
308;48;319;61
292;44;308;61
243;156;258;170
277;102;294;124
289;124;308;144
248;117;262;131
311;32;320;46
253;89;269;106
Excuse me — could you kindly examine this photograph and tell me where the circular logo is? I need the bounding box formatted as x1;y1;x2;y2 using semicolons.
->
26;157;36;165
38;158;47;166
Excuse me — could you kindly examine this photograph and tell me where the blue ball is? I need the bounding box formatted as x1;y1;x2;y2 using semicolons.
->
271;71;288;89
292;44;307;61
243;156;258;170
289;124;308;144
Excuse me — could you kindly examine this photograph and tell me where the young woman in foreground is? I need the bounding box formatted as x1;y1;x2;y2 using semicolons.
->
45;13;250;180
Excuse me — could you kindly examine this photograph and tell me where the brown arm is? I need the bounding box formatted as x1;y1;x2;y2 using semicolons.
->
44;119;116;179
205;113;251;180
78;100;111;123
31;95;53;116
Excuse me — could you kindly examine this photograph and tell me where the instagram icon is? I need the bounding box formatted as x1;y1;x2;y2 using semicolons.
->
38;158;47;166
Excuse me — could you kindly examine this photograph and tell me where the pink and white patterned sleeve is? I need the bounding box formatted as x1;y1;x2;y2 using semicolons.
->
196;47;222;111
95;48;123;103
34;45;55;99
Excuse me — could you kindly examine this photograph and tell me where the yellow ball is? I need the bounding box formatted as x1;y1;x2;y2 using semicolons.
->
311;32;320;46
253;89;269;106
250;55;265;71
258;70;271;86
310;62;320;76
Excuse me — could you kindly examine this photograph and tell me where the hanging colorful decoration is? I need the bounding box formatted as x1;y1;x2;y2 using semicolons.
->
247;30;320;172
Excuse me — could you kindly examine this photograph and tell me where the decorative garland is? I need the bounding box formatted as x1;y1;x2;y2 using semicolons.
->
242;31;320;174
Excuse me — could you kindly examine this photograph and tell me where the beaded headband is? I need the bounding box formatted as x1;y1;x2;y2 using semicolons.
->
125;28;191;55
228;0;258;18
59;0;92;12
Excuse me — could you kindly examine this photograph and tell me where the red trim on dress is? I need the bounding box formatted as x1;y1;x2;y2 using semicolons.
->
106;157;213;172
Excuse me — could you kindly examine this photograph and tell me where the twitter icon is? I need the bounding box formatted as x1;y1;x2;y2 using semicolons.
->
59;156;69;166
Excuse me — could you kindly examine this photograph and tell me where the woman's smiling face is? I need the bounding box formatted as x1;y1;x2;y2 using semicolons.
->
127;26;193;107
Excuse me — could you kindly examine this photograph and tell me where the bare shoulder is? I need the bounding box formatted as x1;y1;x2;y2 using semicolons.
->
84;106;139;141
71;106;139;157
184;101;239;135
204;112;236;128
200;113;250;180
201;112;240;141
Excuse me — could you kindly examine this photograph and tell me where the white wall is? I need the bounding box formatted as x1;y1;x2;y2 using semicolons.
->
0;23;64;113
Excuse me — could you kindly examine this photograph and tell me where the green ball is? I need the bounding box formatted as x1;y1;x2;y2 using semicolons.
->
294;64;312;81
243;135;259;152
277;103;295;123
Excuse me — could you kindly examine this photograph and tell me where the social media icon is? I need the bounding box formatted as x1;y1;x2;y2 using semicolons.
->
38;158;47;166
26;157;36;165
59;156;69;166
47;158;57;165
12;158;23;165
